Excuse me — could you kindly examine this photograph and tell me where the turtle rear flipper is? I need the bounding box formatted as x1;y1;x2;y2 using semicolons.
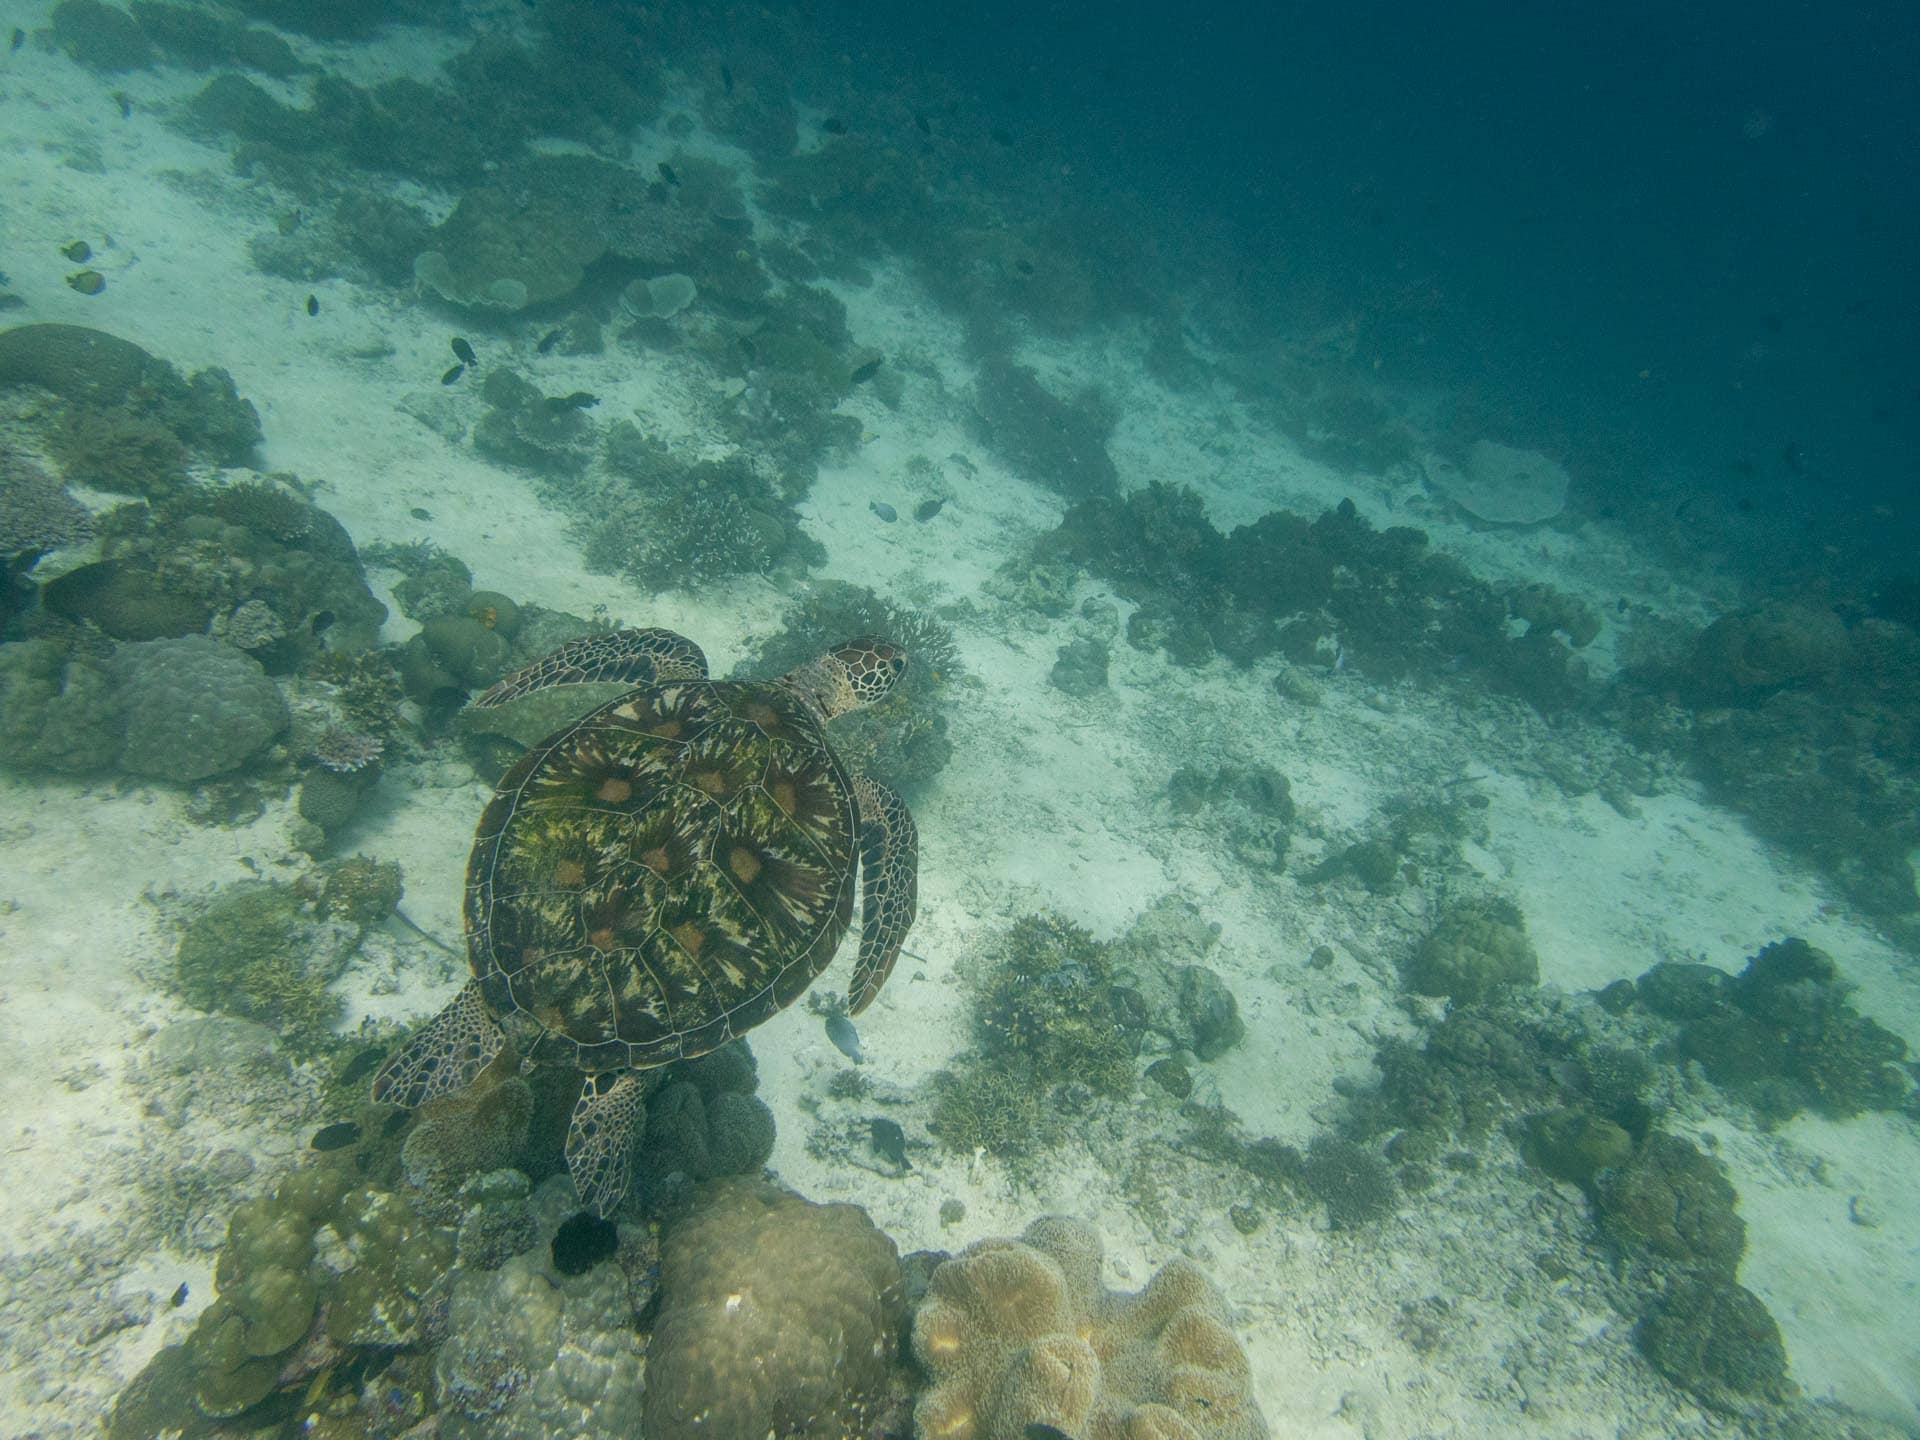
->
473;628;708;709
848;775;918;1016
371;978;506;1108
566;1069;649;1218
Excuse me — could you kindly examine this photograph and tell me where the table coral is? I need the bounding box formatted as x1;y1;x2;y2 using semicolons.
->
913;1215;1268;1440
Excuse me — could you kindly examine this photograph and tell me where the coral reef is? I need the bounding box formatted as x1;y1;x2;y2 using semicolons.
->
1166;763;1294;871
42;480;385;660
110;635;289;782
644;1177;908;1440
173;880;362;1054
0;323;261;466
1646;939;1911;1124
1636;1275;1792;1414
913;1214;1268;1440
1403;895;1540;1003
1595;1132;1746;1279
1299;1134;1397;1229
110;1158;452;1433
0;640;120;772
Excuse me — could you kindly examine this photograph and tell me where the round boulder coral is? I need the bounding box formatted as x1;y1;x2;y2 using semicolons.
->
110;635;288;781
913;1214;1268;1440
643;1178;907;1440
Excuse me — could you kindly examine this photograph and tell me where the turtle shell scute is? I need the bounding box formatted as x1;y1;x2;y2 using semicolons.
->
466;679;857;1067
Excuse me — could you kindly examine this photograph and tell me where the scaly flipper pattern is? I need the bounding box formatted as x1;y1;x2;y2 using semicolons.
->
566;1068;649;1217
473;628;708;709
848;774;918;1015
371;977;506;1108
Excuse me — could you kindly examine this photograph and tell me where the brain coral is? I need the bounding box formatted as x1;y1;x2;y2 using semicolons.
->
643;1177;907;1440
914;1215;1268;1440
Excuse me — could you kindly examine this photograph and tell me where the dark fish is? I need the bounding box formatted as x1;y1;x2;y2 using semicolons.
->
720;64;733;95
869;1117;909;1169
1025;1426;1072;1440
825;1011;864;1062
409;506;433;521
657;161;680;186
536;327;564;354
66;269;105;295
309;609;335;635
382;1109;410;1138
310;1121;362;1152
823;116;847;136
337;1046;386;1086
914;497;945;522
441;362;465;385
913;110;931;135
1014;258;1035;276
10;28;24;51
113;91;132;119
450;336;477;365
60;240;91;262
545;391;599;412
169;1282;189;1308
1783;440;1805;472
990;127;1014;147
849;355;882;384
869;500;897;523
305;294;319;316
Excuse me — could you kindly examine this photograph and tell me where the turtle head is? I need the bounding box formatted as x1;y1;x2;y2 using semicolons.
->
789;638;907;720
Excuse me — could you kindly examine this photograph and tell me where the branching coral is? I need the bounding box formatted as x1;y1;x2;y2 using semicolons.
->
913;1215;1268;1440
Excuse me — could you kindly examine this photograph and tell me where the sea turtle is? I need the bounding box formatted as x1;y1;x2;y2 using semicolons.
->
372;627;918;1216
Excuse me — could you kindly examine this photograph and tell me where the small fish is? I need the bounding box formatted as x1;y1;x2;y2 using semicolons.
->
869;500;897;523
849;355;882;384
113;91;132;119
657;161;680;186
914;497;945;522
60;240;91;262
1025;1426;1072;1440
1014;258;1035;276
169;1282;189;1308
441;362;465;385
305;294;319;316
869;1117;909;1169
310;1121;362;1152
720;64;733;95
10;28;24;52
545;390;599;412
409;506;433;521
66;269;105;295
825;1011;864;1062
990;126;1014;147
535;328;564;354
381;1109;410;1138
822;116;847;136
450;336;477;365
337;1046;386;1086
913;110;931;136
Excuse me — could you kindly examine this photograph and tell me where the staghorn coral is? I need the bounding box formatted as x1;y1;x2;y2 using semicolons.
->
913;1214;1268;1440
0;447;92;557
644;1177;908;1440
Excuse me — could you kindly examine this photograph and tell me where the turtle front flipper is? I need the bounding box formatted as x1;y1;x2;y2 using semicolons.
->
565;1069;649;1218
473;628;709;709
371;978;506;1108
847;775;918;1015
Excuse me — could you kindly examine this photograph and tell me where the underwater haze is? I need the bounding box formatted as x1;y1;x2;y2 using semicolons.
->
0;2;1916;1438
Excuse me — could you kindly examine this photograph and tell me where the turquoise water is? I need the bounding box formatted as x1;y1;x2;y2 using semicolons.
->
0;3;1915;1437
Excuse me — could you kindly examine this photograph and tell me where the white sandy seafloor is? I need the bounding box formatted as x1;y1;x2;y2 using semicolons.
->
1;22;1918;1440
